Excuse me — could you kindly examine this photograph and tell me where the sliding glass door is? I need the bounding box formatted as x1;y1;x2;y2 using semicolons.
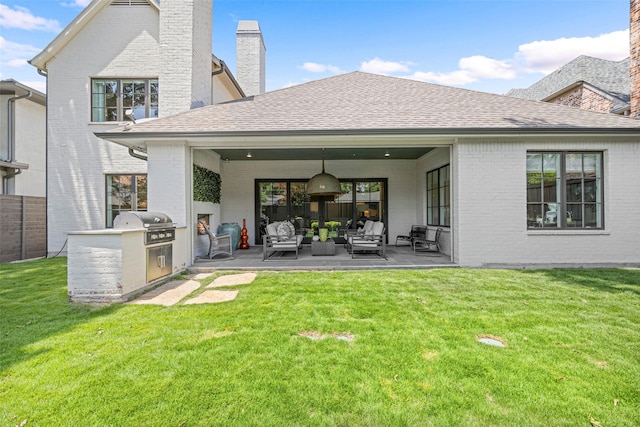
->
256;179;387;243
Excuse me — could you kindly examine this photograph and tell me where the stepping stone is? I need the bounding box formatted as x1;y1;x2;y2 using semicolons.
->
207;272;257;288
183;290;239;304
129;280;200;306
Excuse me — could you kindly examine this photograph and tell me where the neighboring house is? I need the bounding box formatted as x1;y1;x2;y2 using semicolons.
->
29;0;259;256
0;80;46;196
506;56;631;115
0;79;47;262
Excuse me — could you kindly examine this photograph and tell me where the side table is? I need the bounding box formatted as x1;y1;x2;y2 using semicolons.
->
311;239;336;256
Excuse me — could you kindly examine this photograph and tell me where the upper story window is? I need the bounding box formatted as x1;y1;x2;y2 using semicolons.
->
527;152;603;229
427;164;450;227
91;79;158;122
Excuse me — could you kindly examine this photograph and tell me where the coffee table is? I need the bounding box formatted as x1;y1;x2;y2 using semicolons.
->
311;238;336;256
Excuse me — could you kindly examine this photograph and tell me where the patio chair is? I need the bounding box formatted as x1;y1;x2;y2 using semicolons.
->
263;221;303;260
413;227;443;254
200;221;233;259
395;225;427;248
348;221;387;259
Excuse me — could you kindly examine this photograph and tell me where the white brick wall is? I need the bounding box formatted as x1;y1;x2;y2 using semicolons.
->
45;5;159;254
159;0;212;116
454;138;640;267
236;21;266;96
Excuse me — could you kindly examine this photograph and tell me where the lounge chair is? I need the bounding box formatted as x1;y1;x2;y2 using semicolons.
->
395;225;427;248
348;221;387;259
200;221;233;259
413;227;443;254
263;221;303;260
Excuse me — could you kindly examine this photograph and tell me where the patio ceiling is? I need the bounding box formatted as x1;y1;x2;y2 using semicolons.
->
210;146;435;161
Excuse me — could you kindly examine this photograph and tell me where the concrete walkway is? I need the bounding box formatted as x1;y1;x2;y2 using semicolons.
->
128;272;256;306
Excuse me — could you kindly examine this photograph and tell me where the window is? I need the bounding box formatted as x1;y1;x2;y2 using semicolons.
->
526;152;603;229
91;79;158;122
106;174;147;227
426;165;450;227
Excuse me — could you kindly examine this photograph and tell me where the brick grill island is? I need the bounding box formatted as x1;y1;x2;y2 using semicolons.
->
67;212;187;303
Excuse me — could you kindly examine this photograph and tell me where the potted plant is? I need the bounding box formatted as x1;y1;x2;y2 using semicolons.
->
327;221;341;238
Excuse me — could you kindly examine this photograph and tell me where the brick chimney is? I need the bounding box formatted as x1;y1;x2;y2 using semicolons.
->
159;0;213;117
631;0;640;117
236;20;266;96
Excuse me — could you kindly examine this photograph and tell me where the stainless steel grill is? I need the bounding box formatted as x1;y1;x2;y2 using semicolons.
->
113;211;176;245
113;211;176;283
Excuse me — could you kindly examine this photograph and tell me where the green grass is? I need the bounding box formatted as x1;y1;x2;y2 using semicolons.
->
1;258;639;426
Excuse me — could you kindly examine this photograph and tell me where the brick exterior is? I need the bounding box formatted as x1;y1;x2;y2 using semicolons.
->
631;0;640;117
45;5;158;254
236;21;266;96
159;0;212;117
547;86;615;113
455;139;640;267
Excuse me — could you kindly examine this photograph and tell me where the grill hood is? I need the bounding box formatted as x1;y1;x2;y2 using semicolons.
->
113;211;174;230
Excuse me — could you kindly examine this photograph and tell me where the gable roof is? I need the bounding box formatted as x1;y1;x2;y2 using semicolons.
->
506;55;630;106
99;71;640;141
29;0;160;71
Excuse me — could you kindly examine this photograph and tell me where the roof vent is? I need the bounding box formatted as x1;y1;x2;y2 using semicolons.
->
111;0;150;6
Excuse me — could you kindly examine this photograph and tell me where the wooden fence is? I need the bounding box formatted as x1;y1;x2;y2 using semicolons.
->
0;195;46;263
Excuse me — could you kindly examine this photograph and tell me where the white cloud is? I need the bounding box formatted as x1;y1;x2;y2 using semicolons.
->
517;29;629;74
403;29;629;87
360;57;410;74
0;36;42;69
408;56;516;85
0;4;61;32
300;62;342;74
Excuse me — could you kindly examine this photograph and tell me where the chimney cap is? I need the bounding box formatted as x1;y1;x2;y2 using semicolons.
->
237;20;261;33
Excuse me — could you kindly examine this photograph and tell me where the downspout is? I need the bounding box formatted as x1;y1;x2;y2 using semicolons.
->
38;67;49;257
3;89;32;194
128;148;147;162
211;61;226;76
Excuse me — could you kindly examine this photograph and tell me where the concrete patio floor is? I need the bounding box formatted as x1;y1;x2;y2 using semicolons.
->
190;243;455;272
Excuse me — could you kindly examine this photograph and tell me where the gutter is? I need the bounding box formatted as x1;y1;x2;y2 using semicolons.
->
95;126;640;142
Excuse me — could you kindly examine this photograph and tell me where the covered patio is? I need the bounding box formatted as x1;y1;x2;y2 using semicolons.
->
190;242;454;272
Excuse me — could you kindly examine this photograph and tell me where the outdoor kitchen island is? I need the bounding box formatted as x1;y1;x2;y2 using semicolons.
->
67;212;187;303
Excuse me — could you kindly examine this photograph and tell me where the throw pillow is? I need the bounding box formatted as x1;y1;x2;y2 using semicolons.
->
285;221;296;238
276;222;290;241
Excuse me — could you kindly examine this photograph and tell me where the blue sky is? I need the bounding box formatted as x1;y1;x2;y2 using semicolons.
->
0;0;631;95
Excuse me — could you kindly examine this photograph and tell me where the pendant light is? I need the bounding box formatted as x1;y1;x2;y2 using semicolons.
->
306;151;341;196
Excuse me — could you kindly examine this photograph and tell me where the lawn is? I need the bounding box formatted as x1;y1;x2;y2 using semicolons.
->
1;258;639;426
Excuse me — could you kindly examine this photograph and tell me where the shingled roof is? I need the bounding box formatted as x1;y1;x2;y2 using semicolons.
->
105;71;640;137
506;56;630;105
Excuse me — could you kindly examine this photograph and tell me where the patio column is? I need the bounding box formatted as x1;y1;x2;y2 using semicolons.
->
146;141;191;228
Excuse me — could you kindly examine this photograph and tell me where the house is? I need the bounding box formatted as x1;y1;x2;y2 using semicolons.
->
508;2;640;118
29;0;640;302
506;56;631;115
0;79;47;263
0;79;46;196
28;0;260;256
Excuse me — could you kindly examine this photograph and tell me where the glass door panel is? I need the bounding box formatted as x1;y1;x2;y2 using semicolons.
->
258;182;287;239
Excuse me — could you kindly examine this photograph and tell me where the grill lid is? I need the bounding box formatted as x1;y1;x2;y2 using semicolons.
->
113;211;174;230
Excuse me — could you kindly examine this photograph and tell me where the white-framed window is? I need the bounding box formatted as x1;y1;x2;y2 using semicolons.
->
426;164;450;227
526;152;603;229
106;174;147;227
91;78;158;122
